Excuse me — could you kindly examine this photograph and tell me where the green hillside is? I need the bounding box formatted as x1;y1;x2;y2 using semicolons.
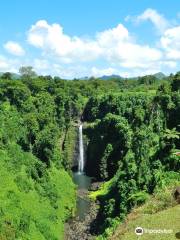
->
0;69;179;239
110;202;180;240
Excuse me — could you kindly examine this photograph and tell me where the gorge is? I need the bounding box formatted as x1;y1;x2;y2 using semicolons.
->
0;73;179;240
65;124;97;240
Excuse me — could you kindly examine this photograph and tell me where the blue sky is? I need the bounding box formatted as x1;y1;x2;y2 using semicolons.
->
0;0;180;78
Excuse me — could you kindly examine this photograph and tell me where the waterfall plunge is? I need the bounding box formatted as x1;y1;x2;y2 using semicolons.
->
78;124;84;173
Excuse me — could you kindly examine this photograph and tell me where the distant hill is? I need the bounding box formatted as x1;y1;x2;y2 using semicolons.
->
98;72;166;81
79;76;89;80
0;72;20;79
0;71;166;81
153;72;166;79
99;74;123;80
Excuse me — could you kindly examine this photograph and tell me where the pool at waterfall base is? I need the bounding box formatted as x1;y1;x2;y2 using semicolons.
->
73;172;92;221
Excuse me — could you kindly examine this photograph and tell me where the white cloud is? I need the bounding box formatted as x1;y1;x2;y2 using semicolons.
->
163;61;177;68
27;20;164;72
0;58;9;70
104;42;162;68
135;8;170;33
33;58;50;71
27;20;101;63
0;55;21;72
96;24;129;46
96;24;162;69
1;10;179;78
160;26;180;59
4;41;25;56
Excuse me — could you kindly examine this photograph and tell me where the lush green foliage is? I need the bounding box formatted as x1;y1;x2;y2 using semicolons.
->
0;72;135;239
0;75;89;239
84;72;180;238
0;69;179;239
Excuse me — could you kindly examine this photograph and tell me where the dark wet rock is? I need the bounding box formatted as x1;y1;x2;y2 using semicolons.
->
173;186;180;203
65;199;99;240
78;188;88;198
89;182;102;191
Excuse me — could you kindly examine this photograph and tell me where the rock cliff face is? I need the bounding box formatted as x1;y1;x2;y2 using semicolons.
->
174;186;180;203
61;125;79;171
71;131;79;170
65;123;101;240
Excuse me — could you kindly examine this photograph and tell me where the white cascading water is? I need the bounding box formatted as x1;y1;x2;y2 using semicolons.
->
78;124;84;173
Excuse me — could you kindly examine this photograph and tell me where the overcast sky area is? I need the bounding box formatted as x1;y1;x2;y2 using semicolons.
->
0;0;180;78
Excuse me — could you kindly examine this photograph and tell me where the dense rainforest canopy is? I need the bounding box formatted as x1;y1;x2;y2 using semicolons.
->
0;68;179;239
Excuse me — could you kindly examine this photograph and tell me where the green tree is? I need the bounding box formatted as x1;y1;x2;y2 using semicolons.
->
19;66;37;79
1;72;12;80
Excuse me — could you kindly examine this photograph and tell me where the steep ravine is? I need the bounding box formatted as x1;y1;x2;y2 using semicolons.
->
65;176;99;240
65;124;100;240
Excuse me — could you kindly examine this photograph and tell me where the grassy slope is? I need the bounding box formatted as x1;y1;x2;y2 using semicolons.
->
110;205;180;240
93;174;180;240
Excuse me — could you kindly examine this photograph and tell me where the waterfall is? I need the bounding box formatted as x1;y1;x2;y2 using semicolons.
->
78;124;84;173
